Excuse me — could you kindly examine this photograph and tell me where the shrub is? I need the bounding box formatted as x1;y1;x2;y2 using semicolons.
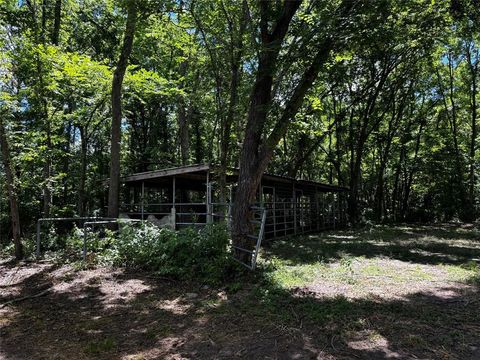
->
110;222;233;283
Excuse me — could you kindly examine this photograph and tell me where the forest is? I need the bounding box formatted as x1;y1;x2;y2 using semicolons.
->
1;0;480;255
1;1;480;359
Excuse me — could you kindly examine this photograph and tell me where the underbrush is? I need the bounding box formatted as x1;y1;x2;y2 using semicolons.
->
6;222;237;284
109;223;234;283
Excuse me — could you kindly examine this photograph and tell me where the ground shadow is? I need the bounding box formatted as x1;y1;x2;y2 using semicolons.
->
1;258;479;359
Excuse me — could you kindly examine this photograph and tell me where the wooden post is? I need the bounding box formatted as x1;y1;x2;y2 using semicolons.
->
273;186;276;237
172;176;176;228
293;184;297;235
321;193;325;229
206;170;212;224
141;181;145;220
171;207;176;230
333;193;336;229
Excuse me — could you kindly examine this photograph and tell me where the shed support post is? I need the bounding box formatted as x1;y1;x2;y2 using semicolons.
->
293;185;297;235
172;176;176;228
206;171;212;224
273;187;276;238
171;207;176;230
141;181;145;221
321;193;325;229
315;187;320;232
333;193;336;229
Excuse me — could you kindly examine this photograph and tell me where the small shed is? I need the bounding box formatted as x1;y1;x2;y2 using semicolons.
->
120;164;348;239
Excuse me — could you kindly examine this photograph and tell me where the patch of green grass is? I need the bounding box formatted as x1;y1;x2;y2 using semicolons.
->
299;295;356;322
84;337;117;355
267;259;325;288
442;262;479;282
361;263;384;276
408;265;435;281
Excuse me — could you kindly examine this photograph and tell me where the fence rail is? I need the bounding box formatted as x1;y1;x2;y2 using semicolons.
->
36;196;346;270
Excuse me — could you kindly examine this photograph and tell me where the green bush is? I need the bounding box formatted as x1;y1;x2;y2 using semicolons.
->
110;222;233;283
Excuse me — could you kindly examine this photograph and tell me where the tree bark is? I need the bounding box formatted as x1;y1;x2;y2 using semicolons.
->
231;0;303;261
466;43;478;219
177;96;190;165
107;1;137;219
401;121;424;219
218;0;248;204
230;0;354;261
51;0;62;45
347;60;393;224
0;119;23;260
78;126;87;217
176;1;190;166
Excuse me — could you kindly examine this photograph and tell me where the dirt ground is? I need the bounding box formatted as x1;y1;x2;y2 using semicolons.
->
1;224;479;359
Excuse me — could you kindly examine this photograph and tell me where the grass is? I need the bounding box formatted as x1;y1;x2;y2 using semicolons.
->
239;224;480;357
260;224;480;294
84;337;117;355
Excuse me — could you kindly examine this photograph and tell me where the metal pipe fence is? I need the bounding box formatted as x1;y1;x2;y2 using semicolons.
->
36;217;116;257
35;194;346;270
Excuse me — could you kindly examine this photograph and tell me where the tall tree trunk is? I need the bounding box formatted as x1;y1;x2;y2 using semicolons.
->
347;60;393;224
231;0;356;261
231;1;351;262
107;1;137;219
348;132;367;224
78;126;87;217
231;1;303;262
401;122;424;219
42;127;52;218
176;6;190;166
0;119;23;260
466;44;478;218
177;100;189;165
218;0;248;204
445;53;468;216
62;121;72;205
51;0;61;45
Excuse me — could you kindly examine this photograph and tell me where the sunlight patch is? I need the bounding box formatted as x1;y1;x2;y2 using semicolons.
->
100;279;151;307
155;297;192;315
347;331;403;358
327;234;356;239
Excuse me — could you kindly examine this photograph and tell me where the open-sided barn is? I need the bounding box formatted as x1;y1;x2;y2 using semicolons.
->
120;164;348;240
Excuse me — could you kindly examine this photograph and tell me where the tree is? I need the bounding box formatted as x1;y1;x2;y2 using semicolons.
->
107;0;138;219
0;118;23;260
231;0;354;260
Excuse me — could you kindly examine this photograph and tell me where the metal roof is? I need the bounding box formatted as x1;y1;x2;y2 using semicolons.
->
122;163;348;192
122;164;210;183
